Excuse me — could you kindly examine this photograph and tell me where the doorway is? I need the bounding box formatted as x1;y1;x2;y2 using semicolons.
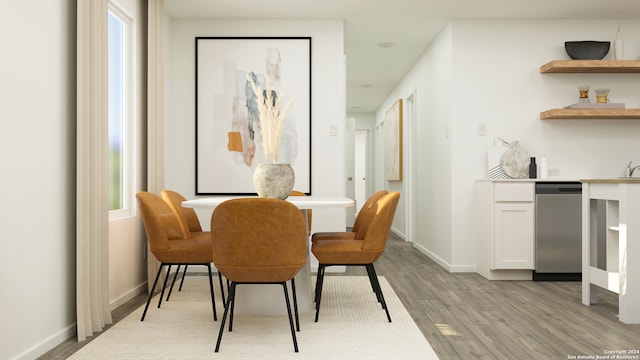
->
354;129;368;215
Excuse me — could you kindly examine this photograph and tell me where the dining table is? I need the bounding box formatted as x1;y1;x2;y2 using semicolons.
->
182;195;355;315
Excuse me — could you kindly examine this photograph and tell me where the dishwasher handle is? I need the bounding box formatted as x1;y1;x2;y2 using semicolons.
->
535;182;582;194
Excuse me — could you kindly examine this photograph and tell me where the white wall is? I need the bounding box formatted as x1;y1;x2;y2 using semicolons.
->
164;18;346;235
375;23;454;268
377;18;640;271
0;1;76;359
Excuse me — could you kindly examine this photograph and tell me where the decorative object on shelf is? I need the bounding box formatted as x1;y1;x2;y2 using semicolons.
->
247;74;296;199
577;85;591;103
500;140;530;179
528;157;537;179
595;88;611;103
614;26;624;60
564;41;610;60
487;137;511;179
538;157;548;179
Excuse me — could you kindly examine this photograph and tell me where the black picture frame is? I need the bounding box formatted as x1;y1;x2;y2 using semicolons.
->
195;36;312;195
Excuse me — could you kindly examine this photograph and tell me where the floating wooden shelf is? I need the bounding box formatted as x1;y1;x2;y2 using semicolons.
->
540;60;640;73
540;108;640;120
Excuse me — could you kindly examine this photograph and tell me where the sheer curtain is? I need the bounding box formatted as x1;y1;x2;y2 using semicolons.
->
76;0;113;341
147;0;165;290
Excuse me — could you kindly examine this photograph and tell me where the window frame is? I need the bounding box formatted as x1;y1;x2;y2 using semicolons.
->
107;2;136;220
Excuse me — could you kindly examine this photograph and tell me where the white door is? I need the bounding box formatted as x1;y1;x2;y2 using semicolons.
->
354;130;368;215
345;117;356;226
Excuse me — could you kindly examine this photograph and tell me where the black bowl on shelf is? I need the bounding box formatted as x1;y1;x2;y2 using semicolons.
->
564;41;610;60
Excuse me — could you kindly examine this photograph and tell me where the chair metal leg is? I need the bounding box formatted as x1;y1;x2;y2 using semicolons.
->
290;278;300;331
207;264;218;321
178;265;188;291
229;283;236;332
282;282;299;352
314;264;326;322
367;264;392;322
141;265;163;321
314;264;325;304
365;264;382;303
217;272;226;306
215;282;236;352
166;265;181;301
157;265;172;309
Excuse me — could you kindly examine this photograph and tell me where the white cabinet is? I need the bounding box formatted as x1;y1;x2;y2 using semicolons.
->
494;202;534;269
476;181;535;280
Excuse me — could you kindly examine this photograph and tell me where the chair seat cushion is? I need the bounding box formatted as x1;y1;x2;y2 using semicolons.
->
154;238;213;264
311;239;381;265
189;231;211;240
217;266;302;283
311;231;356;243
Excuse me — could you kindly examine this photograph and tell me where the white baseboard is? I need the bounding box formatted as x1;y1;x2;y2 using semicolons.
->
110;282;147;311
412;242;476;273
390;227;406;241
14;323;76;360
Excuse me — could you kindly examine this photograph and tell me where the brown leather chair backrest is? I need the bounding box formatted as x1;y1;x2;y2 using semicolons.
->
136;192;186;251
361;192;401;253
161;189;203;235
353;190;389;239
210;198;307;283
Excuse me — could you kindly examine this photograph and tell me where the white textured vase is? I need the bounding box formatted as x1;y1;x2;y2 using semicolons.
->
253;163;295;199
614;26;624;60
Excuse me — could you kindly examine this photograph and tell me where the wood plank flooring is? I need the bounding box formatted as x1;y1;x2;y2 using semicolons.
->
39;234;640;359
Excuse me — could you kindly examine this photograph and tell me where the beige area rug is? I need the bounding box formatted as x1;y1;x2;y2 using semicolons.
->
69;276;438;360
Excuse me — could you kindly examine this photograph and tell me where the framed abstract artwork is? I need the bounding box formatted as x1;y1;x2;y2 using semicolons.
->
195;37;312;195
384;99;403;181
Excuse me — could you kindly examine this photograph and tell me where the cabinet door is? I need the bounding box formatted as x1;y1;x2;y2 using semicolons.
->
494;203;534;269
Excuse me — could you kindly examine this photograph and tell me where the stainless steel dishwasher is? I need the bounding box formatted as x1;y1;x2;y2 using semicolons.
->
533;182;582;281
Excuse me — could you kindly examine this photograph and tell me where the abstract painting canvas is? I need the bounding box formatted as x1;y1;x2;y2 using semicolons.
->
195;37;311;195
384;99;403;181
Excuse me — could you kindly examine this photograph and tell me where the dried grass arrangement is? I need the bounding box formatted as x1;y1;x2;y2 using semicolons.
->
247;74;295;164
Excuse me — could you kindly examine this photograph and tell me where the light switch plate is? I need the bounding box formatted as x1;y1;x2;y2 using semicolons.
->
329;124;338;136
478;123;487;136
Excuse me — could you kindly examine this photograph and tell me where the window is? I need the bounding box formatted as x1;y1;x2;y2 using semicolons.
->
108;5;133;216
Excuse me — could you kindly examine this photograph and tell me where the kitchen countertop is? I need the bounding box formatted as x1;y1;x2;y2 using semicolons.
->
478;178;580;182
581;178;640;183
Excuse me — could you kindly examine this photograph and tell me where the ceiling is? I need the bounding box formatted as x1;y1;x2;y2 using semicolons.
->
165;0;640;113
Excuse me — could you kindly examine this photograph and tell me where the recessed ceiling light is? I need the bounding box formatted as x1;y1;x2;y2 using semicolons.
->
377;42;395;48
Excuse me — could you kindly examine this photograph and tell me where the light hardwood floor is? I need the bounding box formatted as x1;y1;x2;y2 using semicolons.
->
39;234;640;359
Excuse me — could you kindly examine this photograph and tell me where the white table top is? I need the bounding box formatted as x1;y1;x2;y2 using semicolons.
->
182;195;355;210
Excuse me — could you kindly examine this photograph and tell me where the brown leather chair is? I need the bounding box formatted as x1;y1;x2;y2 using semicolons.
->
311;192;400;323
210;198;307;352
311;189;388;242
136;191;218;322
161;189;209;239
161;189;226;303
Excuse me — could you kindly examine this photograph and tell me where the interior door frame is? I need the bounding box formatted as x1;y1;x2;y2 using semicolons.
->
345;117;356;226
